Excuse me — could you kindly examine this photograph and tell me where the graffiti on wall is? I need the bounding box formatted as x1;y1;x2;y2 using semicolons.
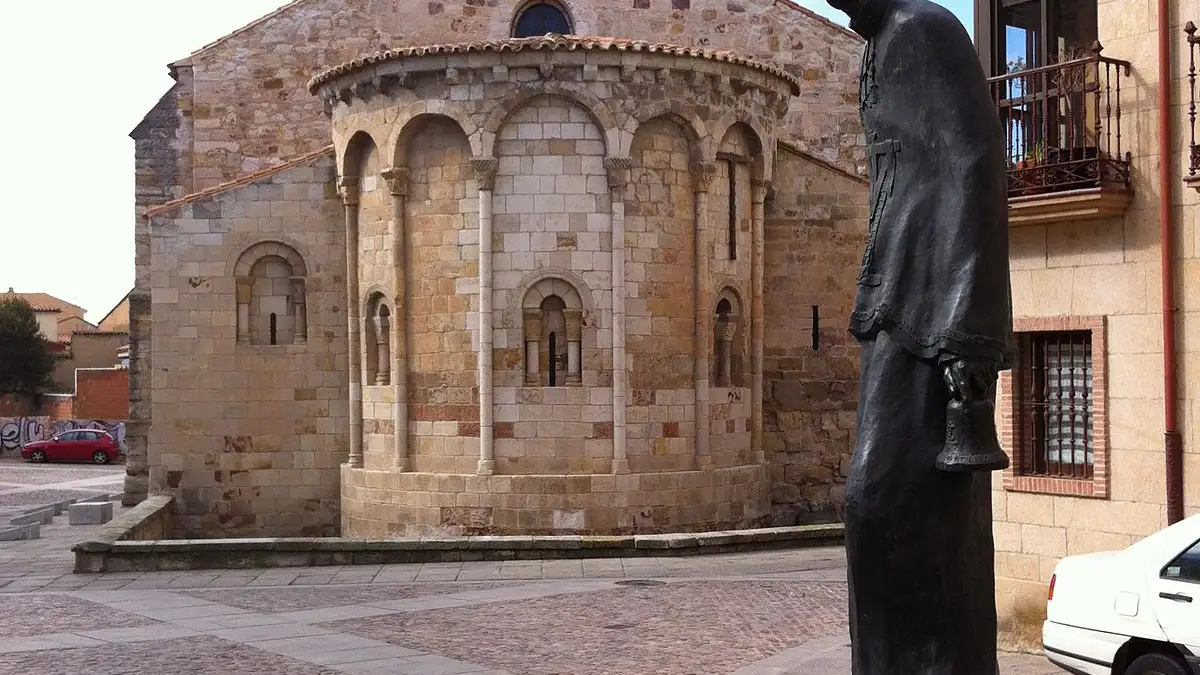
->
0;418;127;456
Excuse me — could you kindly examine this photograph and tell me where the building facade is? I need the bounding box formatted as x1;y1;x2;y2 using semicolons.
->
973;0;1200;644
129;0;870;537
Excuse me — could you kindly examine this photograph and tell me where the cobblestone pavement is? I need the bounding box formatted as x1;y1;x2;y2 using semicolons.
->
0;516;1063;675
0;482;1061;675
0;460;125;516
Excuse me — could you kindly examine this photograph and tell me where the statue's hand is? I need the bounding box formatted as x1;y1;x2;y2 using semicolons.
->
942;358;998;402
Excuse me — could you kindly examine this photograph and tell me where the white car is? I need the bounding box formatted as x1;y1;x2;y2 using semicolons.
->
1044;514;1200;675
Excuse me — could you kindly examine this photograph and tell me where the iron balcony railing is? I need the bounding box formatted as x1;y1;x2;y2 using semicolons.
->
988;42;1133;198
1187;22;1199;177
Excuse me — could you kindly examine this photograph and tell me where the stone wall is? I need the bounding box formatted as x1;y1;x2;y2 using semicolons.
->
492;96;614;475
154;0;863;193
762;147;867;524
403;117;480;474
624;117;699;474
144;152;349;538
342;463;767;536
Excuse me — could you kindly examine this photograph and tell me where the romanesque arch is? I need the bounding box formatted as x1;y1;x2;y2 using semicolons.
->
233;241;308;346
713;286;745;387
520;277;585;387
481;86;621;159
363;290;392;385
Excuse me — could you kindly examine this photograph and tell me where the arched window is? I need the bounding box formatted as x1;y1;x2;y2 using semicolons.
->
713;292;743;387
512;2;572;38
522;278;583;387
233;242;308;346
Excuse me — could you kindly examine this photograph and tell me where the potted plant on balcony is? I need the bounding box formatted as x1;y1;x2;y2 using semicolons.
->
1012;142;1046;196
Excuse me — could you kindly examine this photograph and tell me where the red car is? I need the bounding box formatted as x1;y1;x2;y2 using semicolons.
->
21;430;122;464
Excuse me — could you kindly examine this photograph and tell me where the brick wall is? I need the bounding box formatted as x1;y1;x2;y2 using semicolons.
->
75;368;130;421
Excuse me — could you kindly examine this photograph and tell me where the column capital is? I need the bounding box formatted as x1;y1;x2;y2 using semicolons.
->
692;162;718;193
337;176;360;206
751;179;773;203
604;156;633;189
381;167;410;197
471;158;499;190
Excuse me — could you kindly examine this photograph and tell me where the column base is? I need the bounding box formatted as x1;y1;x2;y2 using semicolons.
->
347;457;363;468
476;459;495;476
611;458;630;474
393;457;410;472
694;455;714;470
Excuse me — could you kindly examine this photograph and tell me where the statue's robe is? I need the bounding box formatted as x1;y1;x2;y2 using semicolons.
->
841;0;1014;673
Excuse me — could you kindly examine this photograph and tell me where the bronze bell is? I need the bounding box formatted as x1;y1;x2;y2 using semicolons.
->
936;397;1010;472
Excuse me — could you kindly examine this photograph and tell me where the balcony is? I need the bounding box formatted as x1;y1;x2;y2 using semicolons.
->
1187;22;1200;192
988;43;1134;226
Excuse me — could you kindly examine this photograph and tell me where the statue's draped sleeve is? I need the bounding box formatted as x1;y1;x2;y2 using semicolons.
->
849;6;1014;369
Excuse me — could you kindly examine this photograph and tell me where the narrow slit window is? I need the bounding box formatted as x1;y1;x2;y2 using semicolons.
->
548;332;558;387
727;160;738;260
269;313;278;346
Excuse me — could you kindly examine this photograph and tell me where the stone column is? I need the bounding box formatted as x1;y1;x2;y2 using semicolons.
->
717;315;737;387
472;159;498;476
523;311;541;386
291;278;307;345
565;309;582;384
236;279;252;343
374;311;391;386
382;167;410;470
605;157;632;475
751;179;770;464
692;162;717;469
339;176;364;468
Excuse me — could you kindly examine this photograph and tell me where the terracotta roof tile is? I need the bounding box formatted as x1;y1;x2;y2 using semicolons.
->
308;35;803;94
0;292;80;315
145;145;335;218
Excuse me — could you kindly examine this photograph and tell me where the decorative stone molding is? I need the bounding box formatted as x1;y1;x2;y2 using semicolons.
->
716;318;739;342
693;162;719;193
337;176;360;206
381;167;410;197
604;157;633;189
471;159;499;190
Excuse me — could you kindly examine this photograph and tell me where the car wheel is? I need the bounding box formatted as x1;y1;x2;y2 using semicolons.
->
91;451;111;465
1126;653;1191;675
30;450;47;463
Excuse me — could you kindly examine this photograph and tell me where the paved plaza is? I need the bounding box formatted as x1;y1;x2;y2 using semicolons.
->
0;463;1061;674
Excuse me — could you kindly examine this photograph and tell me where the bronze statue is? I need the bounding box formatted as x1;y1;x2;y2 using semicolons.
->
823;0;1015;672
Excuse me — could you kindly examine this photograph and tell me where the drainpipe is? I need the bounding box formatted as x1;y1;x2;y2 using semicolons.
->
1157;0;1184;524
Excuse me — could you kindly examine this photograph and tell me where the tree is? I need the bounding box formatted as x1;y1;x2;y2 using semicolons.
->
0;298;55;395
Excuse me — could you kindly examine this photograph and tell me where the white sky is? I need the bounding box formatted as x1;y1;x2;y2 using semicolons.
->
0;0;969;323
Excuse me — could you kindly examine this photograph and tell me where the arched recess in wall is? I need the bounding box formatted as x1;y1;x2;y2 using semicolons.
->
233;242;309;346
400;114;478;407
626;114;700;391
713;287;745;387
521;278;584;387
716;123;764;262
364;291;392;385
511;0;573;37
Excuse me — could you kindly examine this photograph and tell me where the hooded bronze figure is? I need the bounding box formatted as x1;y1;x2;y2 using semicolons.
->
824;0;1015;672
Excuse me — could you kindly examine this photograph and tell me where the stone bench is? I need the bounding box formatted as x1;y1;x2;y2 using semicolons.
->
11;506;55;527
0;522;40;541
69;501;114;526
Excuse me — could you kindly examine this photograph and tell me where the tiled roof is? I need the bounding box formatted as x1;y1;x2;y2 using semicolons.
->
144;145;335;218
308;35;804;93
0;291;81;315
